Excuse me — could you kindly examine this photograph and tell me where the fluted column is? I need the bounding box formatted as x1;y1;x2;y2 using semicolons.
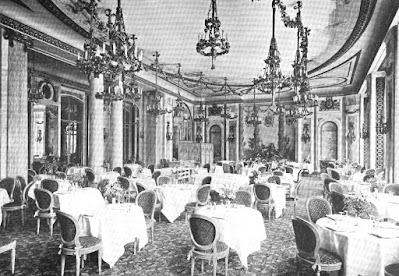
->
88;74;104;171
110;77;124;169
0;28;9;178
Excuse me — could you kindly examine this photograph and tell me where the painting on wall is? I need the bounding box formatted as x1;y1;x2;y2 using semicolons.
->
321;121;338;160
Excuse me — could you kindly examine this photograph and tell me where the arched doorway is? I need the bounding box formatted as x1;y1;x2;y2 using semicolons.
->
321;121;338;160
123;102;140;162
61;96;84;165
209;125;222;161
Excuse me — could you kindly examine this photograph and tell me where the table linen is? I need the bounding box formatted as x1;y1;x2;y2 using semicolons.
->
53;188;105;219
82;203;148;267
155;184;197;222
0;188;11;225
316;216;399;276
94;171;120;184
28;179;72;199
367;193;399;222
129;177;157;191
196;205;266;267
340;180;370;194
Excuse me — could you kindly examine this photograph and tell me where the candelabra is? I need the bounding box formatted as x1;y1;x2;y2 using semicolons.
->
196;0;230;69
172;64;186;117
301;123;310;144
246;82;262;125
28;53;44;103
194;102;209;122
124;76;142;101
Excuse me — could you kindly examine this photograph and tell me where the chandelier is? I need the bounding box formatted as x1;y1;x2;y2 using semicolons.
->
146;52;170;116
194;101;209;122
246;81;262;125
124;75;142;101
257;0;291;105
220;78;238;119
196;0;230;69
172;64;186;117
77;0;143;101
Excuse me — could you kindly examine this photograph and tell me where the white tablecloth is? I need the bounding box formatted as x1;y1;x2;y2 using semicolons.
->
316;216;399;276
196;206;266;267
368;194;399;221
0;188;11;225
129;177;157;191
94;171;120;184
82;203;148;267
28;179;72;199
259;173;295;197
66;167;90;175
54;188;106;219
155;184;197;222
340;180;370;194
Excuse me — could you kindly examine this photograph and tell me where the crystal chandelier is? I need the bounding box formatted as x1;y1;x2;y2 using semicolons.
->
124;75;142;101
246;81;262;125
257;0;291;105
146;52;170;116
76;0;143;101
220;78;238;119
196;0;230;69
194;101;209;122
172;64;186;117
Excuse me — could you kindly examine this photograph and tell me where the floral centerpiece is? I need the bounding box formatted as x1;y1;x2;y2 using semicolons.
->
216;182;236;203
67;173;85;188
103;181;125;203
343;197;375;219
248;170;258;184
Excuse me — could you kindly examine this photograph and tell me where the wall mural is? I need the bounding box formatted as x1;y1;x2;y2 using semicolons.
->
319;97;340;111
321;121;338;160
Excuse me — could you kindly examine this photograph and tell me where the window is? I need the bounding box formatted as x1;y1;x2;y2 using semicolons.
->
123;102;140;162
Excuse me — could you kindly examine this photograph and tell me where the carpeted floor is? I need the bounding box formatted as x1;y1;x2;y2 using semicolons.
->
0;176;324;276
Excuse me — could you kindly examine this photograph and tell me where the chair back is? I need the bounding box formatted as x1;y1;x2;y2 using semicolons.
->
268;175;281;185
365;169;376;177
32;161;42;174
28;169;37;177
136;190;156;219
196;184;211;206
201;176;212;185
136;182;146;193
203;164;210;173
41;179;59;193
34;188;54;212
123;166;132;177
326;162;336;168
157;176;172;186
39;166;47;174
329;182;344;194
253;183;271;203
330;169;340;181
235;163;243;174
152;171;161;184
383;184;399;195
0;177;16;198
28;174;34;184
56;172;67;180
86;170;95;182
306;198;332;224
97;179;109;195
16;176;27;192
232;190;253;207
258;166;267;175
285;166;294;175
320;173;331;181
363;175;376;183
188;213;219;252
323;178;337;193
24;181;35;204
112;167;122;175
273;170;283;177
330;191;345;214
56;210;81;249
222;163;230;173
147;164;155;174
292;216;320;261
117;176;130;190
294;169;303;183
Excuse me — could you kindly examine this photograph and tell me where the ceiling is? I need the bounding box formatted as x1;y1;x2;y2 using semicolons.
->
2;0;399;102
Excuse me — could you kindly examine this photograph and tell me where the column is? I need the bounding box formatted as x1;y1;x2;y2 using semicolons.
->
110;77;124;169
6;38;28;178
296;118;303;162
393;26;399;182
88;74;104;171
0;28;9;178
369;74;377;168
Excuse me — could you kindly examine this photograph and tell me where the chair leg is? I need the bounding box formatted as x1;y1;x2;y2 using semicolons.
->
81;255;85;268
98;249;102;274
60;254;66;276
75;255;81;276
213;256;217;276
11;246;15;274
36;218;40;235
191;257;195;276
49;218;54;237
225;255;228;276
201;260;204;273
3;211;7;228
21;209;24;226
151;225;154;243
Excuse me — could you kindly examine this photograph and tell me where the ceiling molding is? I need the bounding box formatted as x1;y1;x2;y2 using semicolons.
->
309;0;376;75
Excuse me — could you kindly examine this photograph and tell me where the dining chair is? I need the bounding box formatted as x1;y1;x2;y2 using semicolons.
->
185;184;211;222
157;176;172;186
56;172;67;180
113;166;123;175
292;216;342;276
147;164;155;174
28;174;34;185
85;170;95;187
97;179;109;196
253;183;275;220
232;190;253;207
152;171;161;184
306;198;332;224
329;182;344;194
330;191;345;214
123;166;132;178
365;168;376;177
16;176;27;192
56;210;102;276
0;239;16;274
136;190;156;244
258;166;267;175
34;188;57;236
268;175;281;185
203;164;211;173
273;170;284;177
322;177;337;199
0;177;16;199
235;163;243;174
285;166;294;175
330;169;340;181
2;178;25;228
293;180;303;217
385;263;399;276
188;213;229;276
28;169;37;177
41;179;59;193
383;184;399;195
136;182;146;193
293;169;303;185
201;176;212;185
118;176;134;203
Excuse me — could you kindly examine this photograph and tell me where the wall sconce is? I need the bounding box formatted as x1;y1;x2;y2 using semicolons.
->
228;125;235;141
347;122;356;144
376;117;388;135
360;123;369;139
301;123;310;144
166;121;173;140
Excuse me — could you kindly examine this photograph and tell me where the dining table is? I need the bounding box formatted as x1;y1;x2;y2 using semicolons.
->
28;178;72;200
340;180;370;194
129;177;157;191
94;171;120;184
80;203;148;267
155;184;197;222
196;205;267;268
316;215;399;276
0;188;11;225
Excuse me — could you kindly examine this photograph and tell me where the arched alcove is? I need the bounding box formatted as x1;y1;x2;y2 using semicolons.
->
209;125;222;160
320;121;338;160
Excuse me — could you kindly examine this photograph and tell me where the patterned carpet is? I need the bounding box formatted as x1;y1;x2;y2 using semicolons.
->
0;176;324;276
